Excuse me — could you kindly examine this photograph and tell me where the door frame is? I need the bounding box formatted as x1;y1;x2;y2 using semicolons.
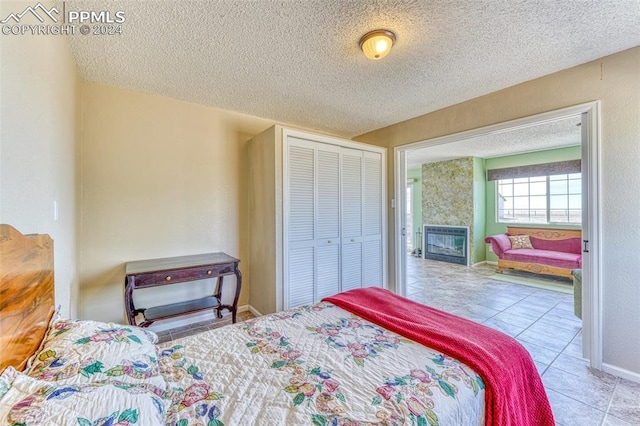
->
393;101;602;369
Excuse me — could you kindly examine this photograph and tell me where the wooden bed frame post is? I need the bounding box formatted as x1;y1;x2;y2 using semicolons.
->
0;224;55;372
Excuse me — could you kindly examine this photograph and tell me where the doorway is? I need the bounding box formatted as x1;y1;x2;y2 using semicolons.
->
393;102;601;369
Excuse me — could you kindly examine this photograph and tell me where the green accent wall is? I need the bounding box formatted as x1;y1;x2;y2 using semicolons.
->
484;146;582;261
407;168;423;250
473;157;486;263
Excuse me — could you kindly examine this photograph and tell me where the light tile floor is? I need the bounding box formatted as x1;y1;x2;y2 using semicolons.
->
154;258;639;425
406;256;640;426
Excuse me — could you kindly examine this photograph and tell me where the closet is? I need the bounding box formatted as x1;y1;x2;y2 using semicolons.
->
248;126;386;315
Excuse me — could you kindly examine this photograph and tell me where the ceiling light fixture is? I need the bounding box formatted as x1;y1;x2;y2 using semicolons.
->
359;29;396;60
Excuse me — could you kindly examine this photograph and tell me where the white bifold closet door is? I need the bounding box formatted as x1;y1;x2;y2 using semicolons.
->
285;137;382;309
286;140;316;308
286;137;342;307
340;148;363;291
316;144;341;300
362;151;383;288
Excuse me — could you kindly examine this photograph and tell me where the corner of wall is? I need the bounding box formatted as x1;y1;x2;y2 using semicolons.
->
0;23;80;318
71;72;84;319
473;157;487;263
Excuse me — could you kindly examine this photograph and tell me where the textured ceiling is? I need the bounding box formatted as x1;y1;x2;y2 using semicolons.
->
407;116;582;169
64;0;640;137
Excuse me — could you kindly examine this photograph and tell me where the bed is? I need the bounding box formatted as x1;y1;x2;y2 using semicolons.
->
0;224;554;425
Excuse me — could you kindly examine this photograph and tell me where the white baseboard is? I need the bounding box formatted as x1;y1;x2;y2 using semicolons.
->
602;363;640;384
248;305;264;317
472;261;487;267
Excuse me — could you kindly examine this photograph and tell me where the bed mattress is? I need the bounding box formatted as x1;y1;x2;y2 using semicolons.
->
158;302;485;425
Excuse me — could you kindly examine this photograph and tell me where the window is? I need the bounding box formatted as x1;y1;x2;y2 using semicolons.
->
497;173;581;224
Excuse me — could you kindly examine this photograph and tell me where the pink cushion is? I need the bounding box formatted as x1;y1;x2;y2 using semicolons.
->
530;236;581;254
484;234;512;257
502;248;582;270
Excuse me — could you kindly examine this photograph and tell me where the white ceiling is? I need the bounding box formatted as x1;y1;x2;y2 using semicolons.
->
64;1;640;137
406;115;582;169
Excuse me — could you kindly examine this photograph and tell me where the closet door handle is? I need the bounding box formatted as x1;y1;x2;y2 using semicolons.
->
328;240;332;244
350;239;355;242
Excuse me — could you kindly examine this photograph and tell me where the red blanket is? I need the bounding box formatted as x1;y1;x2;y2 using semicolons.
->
323;287;555;426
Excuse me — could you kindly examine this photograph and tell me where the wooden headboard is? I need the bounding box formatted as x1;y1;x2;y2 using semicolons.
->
0;224;55;372
506;226;581;240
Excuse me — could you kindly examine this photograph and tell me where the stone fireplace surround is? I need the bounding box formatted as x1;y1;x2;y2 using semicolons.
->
422;157;484;265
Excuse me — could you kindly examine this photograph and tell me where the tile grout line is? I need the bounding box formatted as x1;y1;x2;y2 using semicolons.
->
540;325;616;424
519;300;578;375
538;326;582;377
600;376;621;426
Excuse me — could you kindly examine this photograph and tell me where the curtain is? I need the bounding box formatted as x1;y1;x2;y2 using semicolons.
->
486;159;581;181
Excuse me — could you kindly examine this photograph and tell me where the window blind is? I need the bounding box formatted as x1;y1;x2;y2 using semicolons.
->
486;159;581;181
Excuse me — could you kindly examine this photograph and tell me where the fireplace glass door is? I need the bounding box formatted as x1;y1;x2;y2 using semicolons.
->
424;226;468;265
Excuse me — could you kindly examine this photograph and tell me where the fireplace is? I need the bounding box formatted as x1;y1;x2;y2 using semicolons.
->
423;225;469;265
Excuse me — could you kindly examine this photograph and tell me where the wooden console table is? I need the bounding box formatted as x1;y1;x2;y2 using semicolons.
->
124;252;241;327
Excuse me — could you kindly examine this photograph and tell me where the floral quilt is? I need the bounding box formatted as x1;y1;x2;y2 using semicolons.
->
158;302;485;425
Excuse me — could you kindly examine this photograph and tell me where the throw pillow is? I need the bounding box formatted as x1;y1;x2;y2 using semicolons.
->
0;367;168;425
25;319;165;390
508;235;534;249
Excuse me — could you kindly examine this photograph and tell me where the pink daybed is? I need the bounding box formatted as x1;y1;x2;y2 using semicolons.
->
485;226;582;279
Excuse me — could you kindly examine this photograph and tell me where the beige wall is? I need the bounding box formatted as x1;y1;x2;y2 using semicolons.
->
355;47;640;375
0;1;79;317
78;82;277;322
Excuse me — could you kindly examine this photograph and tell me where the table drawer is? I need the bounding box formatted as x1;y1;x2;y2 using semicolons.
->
133;273;160;288
132;264;234;288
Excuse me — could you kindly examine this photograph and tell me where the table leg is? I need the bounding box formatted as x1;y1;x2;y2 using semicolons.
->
124;278;136;325
232;264;242;323
214;276;223;319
